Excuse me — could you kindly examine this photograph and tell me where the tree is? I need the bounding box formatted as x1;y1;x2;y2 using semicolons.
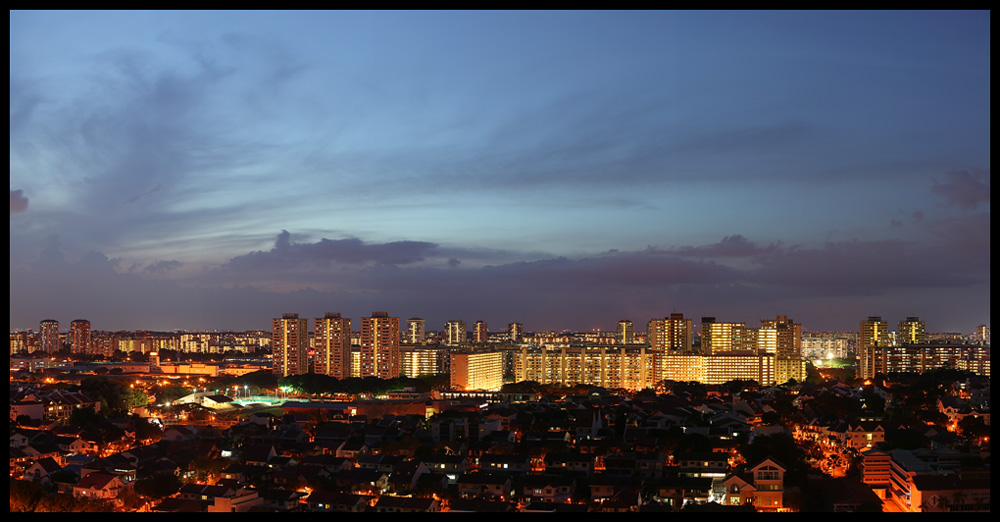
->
957;415;989;442
133;472;182;500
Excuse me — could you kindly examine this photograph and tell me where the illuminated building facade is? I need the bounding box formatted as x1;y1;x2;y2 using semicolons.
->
70;319;91;355
9;331;32;354
897;317;927;345
860;316;891;379
450;349;504;391
661;351;777;385
516;345;780;389
400;344;449;377
759;315;804;383
272;313;309;377
701;317;749;354
407;318;426;344
801;334;852;360
617;319;634;345
473;320;489;344
862;343;987;377
515;345;656;391
508;322;524;343
445;320;467;346
646;313;693;351
40;319;60;353
761;315;801;357
361;312;400;379
315;313;352;379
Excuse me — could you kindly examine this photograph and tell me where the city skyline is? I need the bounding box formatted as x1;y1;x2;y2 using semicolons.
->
10;11;990;333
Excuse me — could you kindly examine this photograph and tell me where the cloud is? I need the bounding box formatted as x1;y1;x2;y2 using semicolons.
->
9;230;991;333
222;230;439;272
931;168;990;210
672;234;782;258
10;190;29;213
142;259;183;275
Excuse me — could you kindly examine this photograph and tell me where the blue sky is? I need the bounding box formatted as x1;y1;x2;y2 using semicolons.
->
10;11;990;333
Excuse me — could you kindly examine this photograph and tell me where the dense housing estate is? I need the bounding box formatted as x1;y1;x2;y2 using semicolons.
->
9;314;990;512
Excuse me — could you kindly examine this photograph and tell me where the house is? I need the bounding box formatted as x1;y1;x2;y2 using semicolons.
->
258;487;306;511
419;453;468;482
479;453;531;474
73;471;126;501
205;488;264;513
722;457;785;511
24;456;63;483
373;495;440;513
457;472;513;499
655;475;714;508
448;498;516;512
592;487;642;512
518;474;576;502
303;491;371;512
543;451;595;476
327;468;388;495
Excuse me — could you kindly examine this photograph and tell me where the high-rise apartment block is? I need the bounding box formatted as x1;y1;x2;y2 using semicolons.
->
40;319;60;353
508;322;524;343
617;319;634;345
859;316;890;379
473;321;489;344
897;317;927;345
701;317;749;354
70;319;91;355
445;320;467;346
361;312;400;379
646;314;693;351
407;318;426;344
761;315;801;357
272;313;309;377
314;313;351;379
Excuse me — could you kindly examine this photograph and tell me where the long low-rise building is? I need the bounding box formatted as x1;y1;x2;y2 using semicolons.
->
514;346;798;389
861;343;989;379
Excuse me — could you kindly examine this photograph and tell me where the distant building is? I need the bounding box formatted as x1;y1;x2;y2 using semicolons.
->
760;315;801;357
400;344;449;377
647;313;693;352
272;313;308;377
315;313;351;379
451;349;504;391
897;317;927;345
862;343;987;378
445;320;467;346
361;312;400;379
508;322;524;343
701;317;749;355
473;321;489;344
70;319;92;355
617;319;634;345
859;316;891;379
40;319;60;353
407;318;426;344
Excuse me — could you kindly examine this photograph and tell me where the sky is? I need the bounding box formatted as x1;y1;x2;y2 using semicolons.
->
9;11;990;334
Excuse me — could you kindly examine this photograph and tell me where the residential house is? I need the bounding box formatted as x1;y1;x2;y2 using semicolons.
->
72;471;125;502
722;457;786;511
